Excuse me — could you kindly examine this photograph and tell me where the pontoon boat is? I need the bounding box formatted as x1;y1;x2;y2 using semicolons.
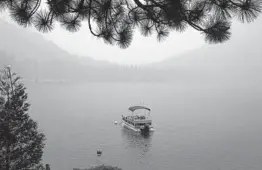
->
121;106;154;133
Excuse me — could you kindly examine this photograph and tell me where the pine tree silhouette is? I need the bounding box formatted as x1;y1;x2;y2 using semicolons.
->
0;66;45;170
0;0;261;48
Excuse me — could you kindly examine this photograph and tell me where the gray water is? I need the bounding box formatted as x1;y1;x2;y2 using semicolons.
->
25;82;262;170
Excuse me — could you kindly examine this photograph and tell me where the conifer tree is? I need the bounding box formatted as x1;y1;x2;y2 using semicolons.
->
0;66;45;170
0;0;261;48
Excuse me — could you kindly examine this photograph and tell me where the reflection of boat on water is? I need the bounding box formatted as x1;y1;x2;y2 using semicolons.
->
121;127;153;154
121;106;154;133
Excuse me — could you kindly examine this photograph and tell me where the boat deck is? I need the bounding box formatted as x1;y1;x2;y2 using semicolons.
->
122;116;152;124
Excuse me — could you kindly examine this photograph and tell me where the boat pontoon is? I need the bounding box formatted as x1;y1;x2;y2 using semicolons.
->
121;106;154;133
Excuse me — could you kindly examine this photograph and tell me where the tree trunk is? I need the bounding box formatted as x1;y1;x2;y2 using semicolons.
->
5;142;10;170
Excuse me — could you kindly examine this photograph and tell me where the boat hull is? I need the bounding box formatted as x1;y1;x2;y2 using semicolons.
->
121;121;154;132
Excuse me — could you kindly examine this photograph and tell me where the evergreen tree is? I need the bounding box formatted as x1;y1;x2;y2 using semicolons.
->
0;66;45;170
0;0;261;48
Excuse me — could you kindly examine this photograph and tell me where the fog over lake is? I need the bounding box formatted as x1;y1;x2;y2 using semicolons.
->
1;15;262;170
25;82;262;170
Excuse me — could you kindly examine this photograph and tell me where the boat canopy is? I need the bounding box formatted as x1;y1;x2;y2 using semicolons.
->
128;106;151;112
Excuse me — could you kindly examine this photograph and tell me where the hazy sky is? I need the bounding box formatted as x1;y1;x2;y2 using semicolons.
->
42;22;205;65
36;16;262;65
1;10;261;65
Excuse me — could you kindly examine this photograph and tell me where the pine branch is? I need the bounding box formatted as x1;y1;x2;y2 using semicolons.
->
0;0;261;48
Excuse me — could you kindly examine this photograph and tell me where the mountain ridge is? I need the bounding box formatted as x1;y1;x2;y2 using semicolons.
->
1;18;262;84
149;16;262;70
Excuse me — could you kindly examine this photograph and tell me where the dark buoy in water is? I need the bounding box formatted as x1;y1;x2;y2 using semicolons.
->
97;149;102;156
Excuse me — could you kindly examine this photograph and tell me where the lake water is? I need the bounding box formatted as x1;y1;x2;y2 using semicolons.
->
25;82;262;170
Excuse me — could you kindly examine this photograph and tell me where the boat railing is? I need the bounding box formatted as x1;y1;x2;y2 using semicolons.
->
124;116;150;120
131;119;152;124
123;115;151;121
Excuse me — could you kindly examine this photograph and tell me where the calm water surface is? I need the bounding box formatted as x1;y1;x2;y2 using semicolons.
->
25;82;262;170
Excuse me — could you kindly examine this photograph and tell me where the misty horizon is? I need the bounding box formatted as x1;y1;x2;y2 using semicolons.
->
1;5;262;170
1;13;261;65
